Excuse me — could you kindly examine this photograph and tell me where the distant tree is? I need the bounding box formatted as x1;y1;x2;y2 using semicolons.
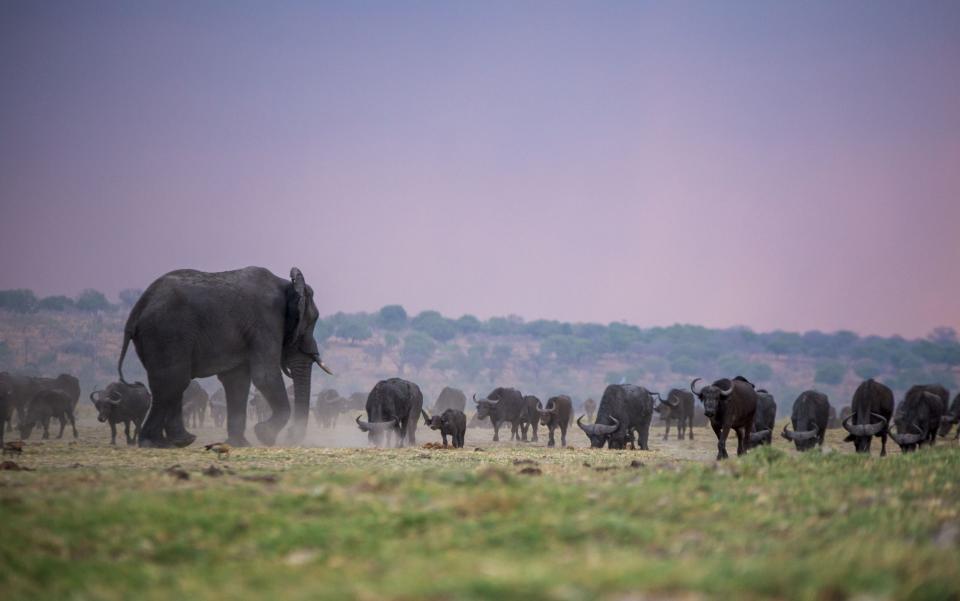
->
384;333;400;348
488;344;512;372
118;288;143;308
743;362;773;383
540;335;591;365
38;295;75;311
606;322;641;352
75;289;112;312
0;289;38;313
314;319;334;343
524;320;571;338
669;356;699;375
454;344;487;380
411;310;456;342
814;361;847;386
485;316;522;336
763;331;803;356
401;332;436;372
335;317;372;342
455;314;482;334
377;305;408;330
853;360;882;380
928;326;958;344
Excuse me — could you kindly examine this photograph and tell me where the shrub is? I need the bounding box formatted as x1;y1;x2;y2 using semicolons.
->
377;305;408;330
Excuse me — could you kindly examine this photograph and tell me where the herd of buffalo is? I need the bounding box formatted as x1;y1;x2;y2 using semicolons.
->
2;369;959;460
1;266;959;460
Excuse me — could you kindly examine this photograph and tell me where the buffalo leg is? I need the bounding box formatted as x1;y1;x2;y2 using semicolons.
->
68;409;77;438
560;422;567;447
547;426;555;447
57;415;67;438
492;420;500;442
124;421;132;445
880;432;887;457
688;415;694;440
663;420;670;441
511;421;520;441
42;417;50;439
531;417;539;442
219;365;252;447
735;427;746;456
109;421;117;444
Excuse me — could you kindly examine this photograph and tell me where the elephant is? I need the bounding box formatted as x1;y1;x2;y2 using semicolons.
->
117;266;332;448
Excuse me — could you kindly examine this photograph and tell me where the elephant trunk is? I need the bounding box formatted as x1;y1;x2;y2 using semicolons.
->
287;355;313;444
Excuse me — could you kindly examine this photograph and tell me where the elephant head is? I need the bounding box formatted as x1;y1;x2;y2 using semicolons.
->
280;267;333;443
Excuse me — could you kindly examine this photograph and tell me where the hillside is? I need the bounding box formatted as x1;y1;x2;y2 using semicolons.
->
1;301;958;412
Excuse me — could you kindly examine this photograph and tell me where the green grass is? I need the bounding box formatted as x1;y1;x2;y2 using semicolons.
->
1;426;958;600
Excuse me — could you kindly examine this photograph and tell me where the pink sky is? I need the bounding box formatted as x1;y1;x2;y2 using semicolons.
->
1;2;958;337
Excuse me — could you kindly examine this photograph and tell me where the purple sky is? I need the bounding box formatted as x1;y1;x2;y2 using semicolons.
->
1;1;958;337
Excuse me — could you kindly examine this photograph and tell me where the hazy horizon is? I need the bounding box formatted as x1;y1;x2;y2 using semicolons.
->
2;1;958;338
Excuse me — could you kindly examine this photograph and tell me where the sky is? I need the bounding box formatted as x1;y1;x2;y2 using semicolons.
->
1;1;958;338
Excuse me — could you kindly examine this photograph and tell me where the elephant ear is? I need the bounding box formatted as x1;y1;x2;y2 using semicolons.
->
285;267;310;347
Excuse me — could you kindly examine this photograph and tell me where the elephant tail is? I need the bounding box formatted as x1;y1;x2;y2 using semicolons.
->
118;329;133;385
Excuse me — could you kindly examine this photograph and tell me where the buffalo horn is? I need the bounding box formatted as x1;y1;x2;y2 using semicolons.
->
841;412;887;436
576;415;619;436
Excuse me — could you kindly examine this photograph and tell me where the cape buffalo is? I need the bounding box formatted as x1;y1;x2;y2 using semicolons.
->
20;389;77;440
781;390;829;451
747;389;777;448
313;389;345;429
182;381;209;428
210;388;227;428
842;379;894;455
520;395;541;442
473;387;526;442
432;387;466;413
577;384;654;450
347;392;367;411
0;380;13;447
0;372;80;432
89;381;152;445
654;388;695;440
537;395;572;447
939;393;960;439
690;377;757;460
356;378;423;447
889;385;946;452
421;408;466;448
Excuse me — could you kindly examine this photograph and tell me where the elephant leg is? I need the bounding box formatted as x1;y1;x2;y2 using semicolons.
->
219;366;252;447
250;367;291;446
141;370;189;448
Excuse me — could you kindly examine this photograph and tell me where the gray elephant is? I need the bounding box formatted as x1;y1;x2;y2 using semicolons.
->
118;266;332;448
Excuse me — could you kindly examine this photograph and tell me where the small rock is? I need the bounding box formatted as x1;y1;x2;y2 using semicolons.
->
594;466;618;472
474;447;485;452
582;462;592;468
630;460;645;469
513;459;538;466
518;467;542;476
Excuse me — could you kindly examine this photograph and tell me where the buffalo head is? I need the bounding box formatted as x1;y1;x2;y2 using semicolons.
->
690;378;732;419
576;414;619;448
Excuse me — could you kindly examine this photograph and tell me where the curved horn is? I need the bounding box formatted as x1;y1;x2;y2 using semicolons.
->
313;355;334;375
421;409;431;424
690;378;703;396
781;423;817;441
577;415;619;436
718;382;734;397
355;414;396;433
473;393;480;405
941;414;959;424
749;429;770;443
842;412;887;436
89;390;103;403
537;400;544;412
